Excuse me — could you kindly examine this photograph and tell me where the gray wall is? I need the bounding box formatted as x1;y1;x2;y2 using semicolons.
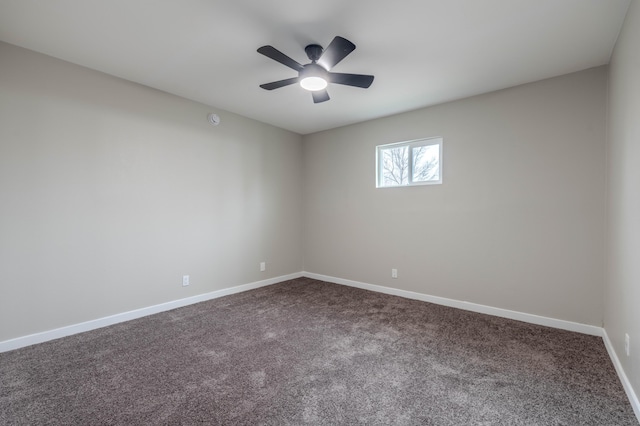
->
606;0;640;403
303;67;607;326
0;42;303;342
0;38;618;350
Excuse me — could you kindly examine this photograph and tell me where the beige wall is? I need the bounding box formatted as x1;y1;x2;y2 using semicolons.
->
0;39;617;346
303;67;608;326
0;42;303;341
606;0;640;402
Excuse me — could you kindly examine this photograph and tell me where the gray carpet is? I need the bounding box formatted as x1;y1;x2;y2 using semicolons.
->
0;277;637;425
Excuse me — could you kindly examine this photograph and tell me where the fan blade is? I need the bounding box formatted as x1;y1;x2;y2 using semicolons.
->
260;77;299;91
317;36;355;70
312;90;330;103
328;72;374;88
257;46;304;72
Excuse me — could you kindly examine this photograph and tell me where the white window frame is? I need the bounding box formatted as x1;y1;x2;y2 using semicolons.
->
376;137;443;188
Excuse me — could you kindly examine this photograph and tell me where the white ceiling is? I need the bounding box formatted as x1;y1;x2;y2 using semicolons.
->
0;0;631;135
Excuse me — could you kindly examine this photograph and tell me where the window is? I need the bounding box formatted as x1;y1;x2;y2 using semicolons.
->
376;137;442;187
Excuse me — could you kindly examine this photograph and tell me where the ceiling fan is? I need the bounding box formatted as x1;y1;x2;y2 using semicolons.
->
257;36;374;104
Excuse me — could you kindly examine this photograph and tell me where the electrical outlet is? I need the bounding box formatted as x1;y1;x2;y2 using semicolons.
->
182;275;190;287
391;268;398;279
625;333;630;357
260;262;266;272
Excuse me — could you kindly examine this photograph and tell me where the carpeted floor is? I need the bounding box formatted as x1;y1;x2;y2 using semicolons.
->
0;277;637;425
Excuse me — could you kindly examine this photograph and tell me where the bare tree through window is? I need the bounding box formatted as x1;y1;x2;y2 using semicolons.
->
381;145;409;186
412;145;439;182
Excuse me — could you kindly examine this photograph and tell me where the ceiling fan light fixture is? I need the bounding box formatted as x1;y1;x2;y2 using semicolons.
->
299;63;328;91
300;76;327;91
257;36;374;103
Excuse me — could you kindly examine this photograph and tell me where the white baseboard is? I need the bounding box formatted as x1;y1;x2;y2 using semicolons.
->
302;272;603;336
0;270;604;348
602;330;640;421
0;272;303;353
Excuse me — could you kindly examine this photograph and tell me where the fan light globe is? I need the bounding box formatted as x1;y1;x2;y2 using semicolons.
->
300;76;328;91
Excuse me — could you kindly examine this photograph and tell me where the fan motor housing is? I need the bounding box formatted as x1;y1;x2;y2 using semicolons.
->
300;63;328;78
305;44;324;62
